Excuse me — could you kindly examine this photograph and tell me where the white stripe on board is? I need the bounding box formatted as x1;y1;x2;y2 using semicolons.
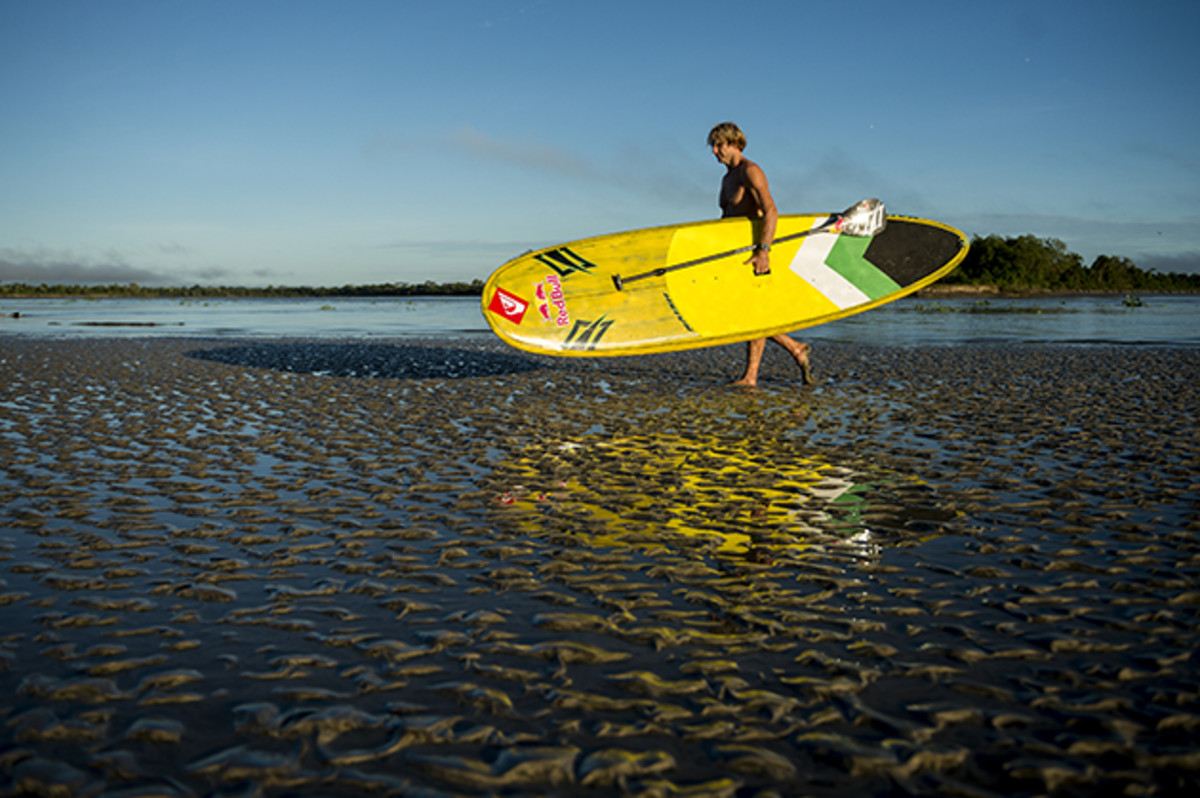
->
787;219;870;310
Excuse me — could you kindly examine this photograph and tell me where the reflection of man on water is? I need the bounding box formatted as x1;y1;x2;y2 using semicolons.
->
708;121;816;387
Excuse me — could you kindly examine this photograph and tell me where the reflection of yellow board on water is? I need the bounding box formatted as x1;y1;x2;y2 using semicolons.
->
482;202;968;357
490;433;881;555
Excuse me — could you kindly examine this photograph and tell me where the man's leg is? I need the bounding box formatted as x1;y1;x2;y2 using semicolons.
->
770;334;816;385
732;338;767;387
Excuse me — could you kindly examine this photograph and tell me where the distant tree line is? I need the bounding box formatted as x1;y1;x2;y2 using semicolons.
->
0;279;485;299
943;234;1200;292
2;235;1198;297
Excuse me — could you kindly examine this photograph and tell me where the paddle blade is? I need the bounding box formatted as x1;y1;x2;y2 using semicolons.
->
836;198;886;236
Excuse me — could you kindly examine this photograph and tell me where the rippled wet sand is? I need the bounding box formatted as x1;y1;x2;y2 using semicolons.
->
1;337;1197;797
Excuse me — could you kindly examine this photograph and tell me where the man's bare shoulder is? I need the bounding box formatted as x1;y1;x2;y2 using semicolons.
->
740;158;768;184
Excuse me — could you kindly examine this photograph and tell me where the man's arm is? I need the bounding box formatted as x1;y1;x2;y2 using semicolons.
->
744;162;777;275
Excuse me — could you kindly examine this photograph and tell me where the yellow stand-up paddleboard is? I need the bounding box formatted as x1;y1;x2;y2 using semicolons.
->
482;200;968;357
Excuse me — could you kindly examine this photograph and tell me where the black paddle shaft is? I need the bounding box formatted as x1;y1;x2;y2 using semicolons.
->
611;215;839;291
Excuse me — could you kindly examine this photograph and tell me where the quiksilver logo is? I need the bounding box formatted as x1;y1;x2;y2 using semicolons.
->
488;288;529;324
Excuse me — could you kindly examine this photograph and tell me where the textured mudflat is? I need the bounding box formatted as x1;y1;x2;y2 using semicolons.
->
1;337;1197;797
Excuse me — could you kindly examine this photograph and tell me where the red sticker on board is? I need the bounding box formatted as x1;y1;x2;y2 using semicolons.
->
488;287;529;324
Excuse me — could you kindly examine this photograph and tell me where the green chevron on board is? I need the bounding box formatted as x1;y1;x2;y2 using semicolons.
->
826;234;900;299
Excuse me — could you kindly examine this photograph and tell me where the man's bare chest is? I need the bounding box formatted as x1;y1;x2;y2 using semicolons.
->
720;171;757;217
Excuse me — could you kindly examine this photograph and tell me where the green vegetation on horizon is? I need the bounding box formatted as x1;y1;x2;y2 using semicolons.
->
2;235;1198;298
0;278;485;299
944;234;1200;292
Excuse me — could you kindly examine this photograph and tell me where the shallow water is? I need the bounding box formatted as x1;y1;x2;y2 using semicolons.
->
812;294;1200;347
1;293;1197;346
1;337;1197;796
0;296;487;341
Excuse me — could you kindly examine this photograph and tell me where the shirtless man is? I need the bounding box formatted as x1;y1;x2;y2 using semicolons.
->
708;121;815;387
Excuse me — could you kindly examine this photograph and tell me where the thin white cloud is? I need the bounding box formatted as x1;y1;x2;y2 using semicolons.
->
444;126;709;210
376;238;530;254
448;125;600;181
0;248;167;285
1138;251;1200;275
953;211;1199;240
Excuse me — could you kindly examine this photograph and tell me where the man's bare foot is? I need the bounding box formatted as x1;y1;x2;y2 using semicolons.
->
730;376;756;388
794;343;817;386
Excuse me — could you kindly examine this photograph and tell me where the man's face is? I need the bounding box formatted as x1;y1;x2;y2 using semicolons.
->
712;140;739;165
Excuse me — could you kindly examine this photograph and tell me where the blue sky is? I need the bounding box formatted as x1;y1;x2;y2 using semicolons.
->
2;0;1197;287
